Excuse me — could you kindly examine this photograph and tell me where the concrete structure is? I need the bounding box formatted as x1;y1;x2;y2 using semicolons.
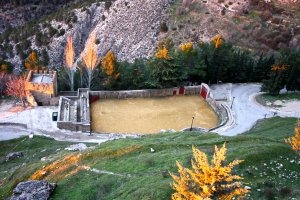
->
57;89;91;132
25;70;58;106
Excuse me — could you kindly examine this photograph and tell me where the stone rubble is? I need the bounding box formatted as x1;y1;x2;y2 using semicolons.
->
65;143;88;151
5;152;24;162
10;180;56;200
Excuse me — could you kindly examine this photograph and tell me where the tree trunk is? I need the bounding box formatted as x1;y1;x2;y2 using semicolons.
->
70;71;74;91
88;71;92;90
20;96;25;107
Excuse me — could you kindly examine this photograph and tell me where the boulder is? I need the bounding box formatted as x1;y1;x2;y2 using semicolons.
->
65;143;88;151
10;180;56;200
5;152;24;162
273;100;283;106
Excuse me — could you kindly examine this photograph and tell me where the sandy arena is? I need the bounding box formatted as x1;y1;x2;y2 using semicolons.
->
91;95;218;134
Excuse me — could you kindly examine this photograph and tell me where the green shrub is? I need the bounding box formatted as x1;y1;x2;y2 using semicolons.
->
160;22;168;33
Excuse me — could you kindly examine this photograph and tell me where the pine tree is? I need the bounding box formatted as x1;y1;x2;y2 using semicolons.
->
147;46;179;88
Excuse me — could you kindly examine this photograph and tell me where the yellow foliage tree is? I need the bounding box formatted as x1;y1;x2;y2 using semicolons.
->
81;32;99;89
211;34;223;49
65;36;76;91
285;120;300;155
170;143;249;200
102;50;119;78
180;42;193;52
25;51;39;71
0;64;7;73
155;46;171;60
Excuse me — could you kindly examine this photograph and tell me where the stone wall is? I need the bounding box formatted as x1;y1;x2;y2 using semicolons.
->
206;98;228;127
57;121;90;132
89;86;202;99
57;89;91;133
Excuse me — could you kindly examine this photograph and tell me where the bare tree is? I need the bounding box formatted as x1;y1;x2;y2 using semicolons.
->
5;75;27;107
81;32;99;89
65;36;76;91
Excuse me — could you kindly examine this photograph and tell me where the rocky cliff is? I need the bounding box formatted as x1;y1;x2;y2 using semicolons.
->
162;0;300;53
0;0;171;70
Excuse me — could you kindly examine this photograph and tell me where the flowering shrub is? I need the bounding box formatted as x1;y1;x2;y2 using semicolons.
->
170;144;249;200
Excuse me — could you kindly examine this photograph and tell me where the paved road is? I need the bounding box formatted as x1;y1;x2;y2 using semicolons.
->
0;126;31;141
214;83;300;136
215;84;272;136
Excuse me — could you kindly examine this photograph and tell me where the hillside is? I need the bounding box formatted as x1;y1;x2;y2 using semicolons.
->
1;0;300;71
0;0;170;71
0;0;79;34
0;117;299;199
163;0;300;52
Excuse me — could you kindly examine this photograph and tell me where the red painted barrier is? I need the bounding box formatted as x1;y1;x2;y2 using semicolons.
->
90;96;100;103
179;87;185;95
201;87;207;99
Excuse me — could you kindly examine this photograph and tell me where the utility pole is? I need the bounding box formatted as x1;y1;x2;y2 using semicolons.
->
231;97;235;109
190;117;195;131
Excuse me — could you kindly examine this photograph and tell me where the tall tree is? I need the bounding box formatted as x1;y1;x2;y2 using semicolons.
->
170;144;249;200
25;51;39;71
65;36;76;91
5;75;27;107
146;46;179;88
253;54;275;82
101;50;120;87
81;32;99;89
177;42;206;83
262;64;288;95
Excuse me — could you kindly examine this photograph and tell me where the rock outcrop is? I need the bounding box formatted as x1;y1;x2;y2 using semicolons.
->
78;0;171;63
65;143;88;151
10;180;56;200
5;152;24;162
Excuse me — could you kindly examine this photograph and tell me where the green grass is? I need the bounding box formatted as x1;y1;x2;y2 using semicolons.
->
0;117;299;199
256;92;300;106
0;137;74;198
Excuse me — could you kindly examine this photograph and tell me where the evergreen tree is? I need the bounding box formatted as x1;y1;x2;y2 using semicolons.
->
146;47;179;88
253;54;275;82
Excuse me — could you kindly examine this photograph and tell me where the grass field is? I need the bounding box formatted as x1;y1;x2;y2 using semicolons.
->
256;93;300;107
0;117;299;200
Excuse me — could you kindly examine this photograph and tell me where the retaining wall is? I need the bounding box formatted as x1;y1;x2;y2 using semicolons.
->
206;98;228;128
89;86;202;99
57;121;90;132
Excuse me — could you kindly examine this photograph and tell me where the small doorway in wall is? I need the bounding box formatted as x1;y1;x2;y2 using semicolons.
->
179;87;185;95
